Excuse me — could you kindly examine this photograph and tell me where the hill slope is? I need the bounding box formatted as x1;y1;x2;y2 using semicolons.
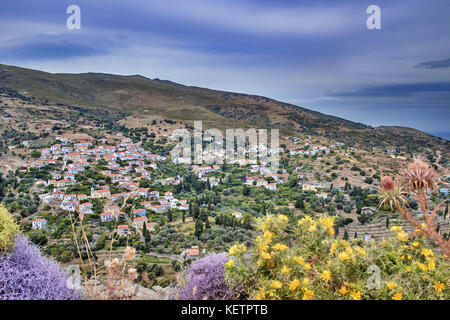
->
0;63;447;152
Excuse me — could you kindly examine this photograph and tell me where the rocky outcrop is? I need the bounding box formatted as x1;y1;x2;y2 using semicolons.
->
78;279;175;300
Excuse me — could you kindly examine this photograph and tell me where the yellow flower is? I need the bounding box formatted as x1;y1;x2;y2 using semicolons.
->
327;228;335;236
279;214;289;223
350;290;361;300
421;248;434;257
386;281;397;290
302;277;310;285
338;286;348;295
354;246;366;256
228;243;246;256
224;259;235;268
302;288;314;300
390;226;403;232
433;282;445;293
258;242;268;253
392;292;402;300
329;243;337;256
396;231;407;242
412;241;419;247
338;252;350;262
345;246;353;255
319;216;335;229
307;224;317;232
417;262;428;271
264;231;275;243
292;256;305;265
261;251;271;260
255;291;266;300
303;263;311;270
406;266;412;272
320;270;332;282
281;265;292;274
270;280;283;289
272;243;289;251
289;279;300;291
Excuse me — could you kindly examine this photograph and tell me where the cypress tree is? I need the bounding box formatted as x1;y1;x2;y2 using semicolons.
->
194;220;203;238
343;230;349;240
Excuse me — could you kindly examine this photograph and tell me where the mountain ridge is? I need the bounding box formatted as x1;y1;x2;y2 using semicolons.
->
0;63;448;153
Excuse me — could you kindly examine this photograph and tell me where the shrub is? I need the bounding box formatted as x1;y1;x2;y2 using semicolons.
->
364;177;374;184
0;235;79;300
225;214;449;300
0;204;20;252
175;253;234;300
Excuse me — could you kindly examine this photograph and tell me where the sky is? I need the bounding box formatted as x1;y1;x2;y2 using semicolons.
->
0;0;449;137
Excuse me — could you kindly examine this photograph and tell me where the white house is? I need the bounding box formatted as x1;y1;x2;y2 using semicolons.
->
133;217;148;227
78;202;94;214
101;212;115;222
61;201;77;212
116;225;129;235
32;219;47;230
232;211;242;219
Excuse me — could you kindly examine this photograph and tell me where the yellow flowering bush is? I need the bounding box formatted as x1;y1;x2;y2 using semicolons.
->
0;204;20;252
225;214;449;300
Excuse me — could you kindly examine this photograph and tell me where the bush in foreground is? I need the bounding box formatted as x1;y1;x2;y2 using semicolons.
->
0;235;79;300
175;253;234;300
0;204;20;252
225;214;449;300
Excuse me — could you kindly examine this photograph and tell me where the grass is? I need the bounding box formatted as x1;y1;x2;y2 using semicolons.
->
137;254;171;265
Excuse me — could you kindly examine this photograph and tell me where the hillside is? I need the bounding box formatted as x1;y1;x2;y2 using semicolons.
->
0;63;448;153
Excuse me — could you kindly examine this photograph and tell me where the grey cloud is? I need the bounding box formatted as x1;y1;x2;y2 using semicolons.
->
415;58;450;69
331;82;450;98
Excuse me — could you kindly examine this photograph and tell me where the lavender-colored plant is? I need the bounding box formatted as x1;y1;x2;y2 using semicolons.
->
0;235;79;300
175;253;234;300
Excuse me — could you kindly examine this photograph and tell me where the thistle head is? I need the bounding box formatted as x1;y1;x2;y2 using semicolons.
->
380;176;395;190
378;176;407;209
402;156;439;193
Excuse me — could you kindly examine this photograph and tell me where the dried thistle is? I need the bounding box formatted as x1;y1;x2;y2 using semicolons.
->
378;158;450;260
402;156;439;193
124;246;135;260
127;268;137;280
378;177;407;210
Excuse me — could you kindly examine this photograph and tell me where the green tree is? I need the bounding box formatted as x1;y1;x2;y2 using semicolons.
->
194;220;203;238
343;230;349;240
30;150;41;158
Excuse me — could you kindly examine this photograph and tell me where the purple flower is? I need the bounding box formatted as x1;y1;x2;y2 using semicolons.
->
176;253;234;300
0;235;79;300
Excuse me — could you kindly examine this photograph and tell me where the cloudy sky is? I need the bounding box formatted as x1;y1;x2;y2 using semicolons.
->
0;0;449;137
